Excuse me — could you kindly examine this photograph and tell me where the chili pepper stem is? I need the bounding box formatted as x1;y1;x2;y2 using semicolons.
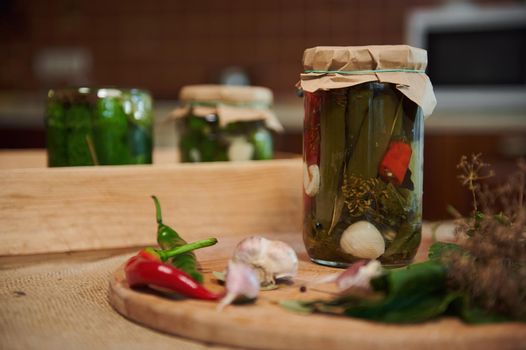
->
151;195;164;225
156;237;218;261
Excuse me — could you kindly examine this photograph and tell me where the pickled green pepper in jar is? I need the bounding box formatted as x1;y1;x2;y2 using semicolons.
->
300;45;436;267
45;87;153;167
170;85;283;162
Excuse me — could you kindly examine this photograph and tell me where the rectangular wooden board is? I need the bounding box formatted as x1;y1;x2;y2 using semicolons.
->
0;159;302;256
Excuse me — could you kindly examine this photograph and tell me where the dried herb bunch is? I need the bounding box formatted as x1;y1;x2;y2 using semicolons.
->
443;154;526;319
342;175;385;217
342;175;410;228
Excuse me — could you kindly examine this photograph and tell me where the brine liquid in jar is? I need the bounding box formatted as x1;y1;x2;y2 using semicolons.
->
303;82;424;267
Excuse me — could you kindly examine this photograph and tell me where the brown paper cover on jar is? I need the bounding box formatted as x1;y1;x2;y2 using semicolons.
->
170;85;283;132
300;45;436;117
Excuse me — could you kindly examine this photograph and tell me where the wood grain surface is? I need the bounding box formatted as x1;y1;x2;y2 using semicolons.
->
0;158;302;256
0;149;299;170
108;232;526;350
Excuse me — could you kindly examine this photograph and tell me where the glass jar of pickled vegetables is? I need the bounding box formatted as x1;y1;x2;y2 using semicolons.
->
46;87;153;166
171;85;283;162
301;46;436;267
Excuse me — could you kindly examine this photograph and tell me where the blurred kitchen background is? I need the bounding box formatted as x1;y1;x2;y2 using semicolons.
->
0;0;525;220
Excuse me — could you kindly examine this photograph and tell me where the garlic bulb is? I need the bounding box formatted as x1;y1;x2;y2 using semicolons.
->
340;221;385;259
218;260;260;311
303;163;320;197
232;236;298;285
228;136;254;161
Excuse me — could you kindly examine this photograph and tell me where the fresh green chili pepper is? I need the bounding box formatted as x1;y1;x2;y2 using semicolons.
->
151;195;205;283
152;195;186;248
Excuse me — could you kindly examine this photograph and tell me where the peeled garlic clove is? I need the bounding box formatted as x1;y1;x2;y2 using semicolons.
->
232;236;298;285
303;163;320;197
340;221;385;259
228;136;254;161
218;260;259;311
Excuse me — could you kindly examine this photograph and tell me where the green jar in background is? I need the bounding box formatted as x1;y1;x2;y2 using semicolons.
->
171;85;283;162
46;87;153;167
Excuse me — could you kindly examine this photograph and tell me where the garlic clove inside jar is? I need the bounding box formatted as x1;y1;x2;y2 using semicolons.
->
303;163;320;197
339;221;385;259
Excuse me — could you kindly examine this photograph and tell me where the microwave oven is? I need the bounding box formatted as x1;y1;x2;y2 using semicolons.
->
406;2;526;112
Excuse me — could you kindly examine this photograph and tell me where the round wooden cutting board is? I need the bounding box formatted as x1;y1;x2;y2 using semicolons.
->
108;241;526;350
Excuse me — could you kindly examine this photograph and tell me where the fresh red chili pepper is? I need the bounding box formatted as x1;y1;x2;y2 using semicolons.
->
379;141;412;185
125;256;220;301
124;248;163;272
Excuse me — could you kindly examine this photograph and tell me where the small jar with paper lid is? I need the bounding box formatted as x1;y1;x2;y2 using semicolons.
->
171;85;283;162
301;45;436;267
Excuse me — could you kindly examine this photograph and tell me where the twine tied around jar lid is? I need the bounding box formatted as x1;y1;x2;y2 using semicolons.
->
300;45;436;117
170;85;283;132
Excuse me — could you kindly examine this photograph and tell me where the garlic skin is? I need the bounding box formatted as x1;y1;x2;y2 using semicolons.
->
228;136;254;161
218;260;260;311
340;221;385;259
232;236;298;285
302;260;383;295
303;163;320;197
336;260;383;293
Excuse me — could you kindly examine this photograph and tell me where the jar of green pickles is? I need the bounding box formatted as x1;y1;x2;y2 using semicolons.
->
171;85;283;162
301;46;436;267
46;87;153;167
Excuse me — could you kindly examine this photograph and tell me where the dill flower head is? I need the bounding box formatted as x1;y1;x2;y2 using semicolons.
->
443;156;526;318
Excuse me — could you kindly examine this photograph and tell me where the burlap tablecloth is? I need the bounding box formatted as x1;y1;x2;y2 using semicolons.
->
0;252;232;350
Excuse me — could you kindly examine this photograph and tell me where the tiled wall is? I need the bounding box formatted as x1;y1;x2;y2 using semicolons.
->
0;0;512;99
